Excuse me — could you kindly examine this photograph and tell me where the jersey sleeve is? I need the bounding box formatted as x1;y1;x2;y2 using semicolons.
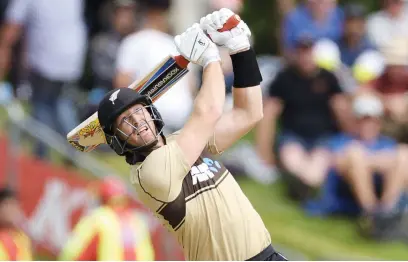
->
136;140;191;202
58;213;99;261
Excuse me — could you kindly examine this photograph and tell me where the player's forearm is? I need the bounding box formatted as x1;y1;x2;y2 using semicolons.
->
255;109;277;163
230;86;263;122
192;62;225;122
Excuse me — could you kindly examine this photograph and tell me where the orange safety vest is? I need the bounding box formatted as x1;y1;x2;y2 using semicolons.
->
59;206;154;261
0;229;32;261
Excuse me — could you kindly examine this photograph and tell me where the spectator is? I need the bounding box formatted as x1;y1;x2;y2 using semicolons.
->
320;95;407;240
367;0;408;49
86;0;137;117
339;3;374;67
0;188;32;260
282;0;344;54
115;0;195;134
361;38;408;143
256;36;351;199
0;0;87;160
59;177;155;261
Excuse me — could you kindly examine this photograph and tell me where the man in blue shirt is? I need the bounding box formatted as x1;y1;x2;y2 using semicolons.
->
282;0;344;52
338;3;375;67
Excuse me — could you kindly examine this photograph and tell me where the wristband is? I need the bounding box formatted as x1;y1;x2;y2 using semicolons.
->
230;48;262;88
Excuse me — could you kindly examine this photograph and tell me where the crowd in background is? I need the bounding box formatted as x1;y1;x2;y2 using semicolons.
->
0;0;407;258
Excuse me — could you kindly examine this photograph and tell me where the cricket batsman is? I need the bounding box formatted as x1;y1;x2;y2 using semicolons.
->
96;8;287;261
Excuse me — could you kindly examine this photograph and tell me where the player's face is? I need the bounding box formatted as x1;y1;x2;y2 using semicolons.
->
114;104;158;147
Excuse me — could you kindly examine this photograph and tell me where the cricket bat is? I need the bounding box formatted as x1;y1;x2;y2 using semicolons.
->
67;15;241;153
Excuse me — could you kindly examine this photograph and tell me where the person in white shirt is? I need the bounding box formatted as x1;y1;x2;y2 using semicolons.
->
367;0;408;49
0;0;87;160
115;0;195;134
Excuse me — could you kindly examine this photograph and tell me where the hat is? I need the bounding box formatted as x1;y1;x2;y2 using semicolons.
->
344;3;367;19
353;50;385;83
139;0;171;10
294;34;316;48
353;95;384;118
99;176;128;204
312;39;341;71
380;38;408;66
98;88;152;136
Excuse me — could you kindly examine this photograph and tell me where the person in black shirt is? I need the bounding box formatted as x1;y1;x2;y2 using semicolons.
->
256;35;352;198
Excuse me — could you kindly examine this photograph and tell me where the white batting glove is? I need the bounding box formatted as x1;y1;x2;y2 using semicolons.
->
200;8;251;54
174;23;220;68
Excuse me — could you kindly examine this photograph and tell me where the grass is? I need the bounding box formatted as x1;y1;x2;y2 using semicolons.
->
238;179;408;260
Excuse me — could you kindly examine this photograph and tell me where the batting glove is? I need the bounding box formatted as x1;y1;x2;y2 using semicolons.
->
200;8;251;54
174;23;221;68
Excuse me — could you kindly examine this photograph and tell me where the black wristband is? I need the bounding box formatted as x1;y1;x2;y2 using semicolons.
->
230;48;263;88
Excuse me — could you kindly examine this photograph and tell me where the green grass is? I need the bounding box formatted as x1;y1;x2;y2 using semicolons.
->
238;179;408;260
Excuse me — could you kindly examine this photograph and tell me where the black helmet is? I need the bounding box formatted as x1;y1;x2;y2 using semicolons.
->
98;88;164;157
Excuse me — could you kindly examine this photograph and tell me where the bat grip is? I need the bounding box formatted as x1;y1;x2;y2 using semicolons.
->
218;14;241;32
174;14;242;69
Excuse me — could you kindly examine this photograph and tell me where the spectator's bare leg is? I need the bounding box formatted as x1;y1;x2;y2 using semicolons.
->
279;143;308;179
384;95;408;123
377;146;408;210
301;148;330;187
335;143;376;211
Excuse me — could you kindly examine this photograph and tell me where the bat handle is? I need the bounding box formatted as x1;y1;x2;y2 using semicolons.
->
174;14;242;69
174;55;189;69
218;14;242;32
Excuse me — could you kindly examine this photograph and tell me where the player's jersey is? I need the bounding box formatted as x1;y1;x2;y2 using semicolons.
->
131;133;271;261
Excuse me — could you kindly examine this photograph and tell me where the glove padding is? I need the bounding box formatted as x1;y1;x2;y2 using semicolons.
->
200;8;251;54
174;23;220;68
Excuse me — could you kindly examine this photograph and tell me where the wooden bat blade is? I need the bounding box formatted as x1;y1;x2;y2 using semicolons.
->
67;55;189;152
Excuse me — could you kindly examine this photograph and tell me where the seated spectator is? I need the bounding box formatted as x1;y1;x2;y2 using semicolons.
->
339;3;374;67
256;36;351;199
282;0;344;54
361;38;408;143
85;0;137;118
367;0;408;49
313;95;407;240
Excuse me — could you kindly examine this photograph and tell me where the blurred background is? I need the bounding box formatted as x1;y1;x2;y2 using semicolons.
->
0;0;407;260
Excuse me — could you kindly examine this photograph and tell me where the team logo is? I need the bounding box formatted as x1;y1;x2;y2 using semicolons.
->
109;89;120;105
190;158;222;185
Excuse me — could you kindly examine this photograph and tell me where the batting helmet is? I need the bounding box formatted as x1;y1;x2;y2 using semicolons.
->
98;88;165;160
